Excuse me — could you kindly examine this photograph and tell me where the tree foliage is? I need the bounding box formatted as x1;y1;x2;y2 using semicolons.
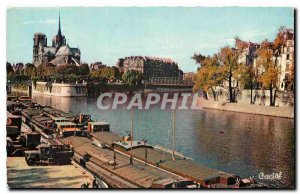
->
6;62;14;75
36;64;56;77
24;63;37;78
8;74;30;82
193;54;221;99
78;63;90;75
122;70;143;86
90;67;120;81
193;46;243;102
55;64;80;75
256;40;279;106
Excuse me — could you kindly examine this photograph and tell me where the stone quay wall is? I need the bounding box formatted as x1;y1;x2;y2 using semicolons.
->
198;89;294;118
206;88;294;107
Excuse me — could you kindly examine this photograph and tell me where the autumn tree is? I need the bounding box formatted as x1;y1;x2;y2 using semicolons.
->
236;64;260;104
192;54;221;100
257;26;292;107
192;53;206;71
288;61;294;90
256;40;278;106
274;26;294;91
218;46;241;103
273;26;287;63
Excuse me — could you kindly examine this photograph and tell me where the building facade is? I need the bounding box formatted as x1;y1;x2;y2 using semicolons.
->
90;62;107;71
32;14;81;67
32;81;87;97
277;29;294;91
233;29;294;91
235;38;260;66
116;56;183;81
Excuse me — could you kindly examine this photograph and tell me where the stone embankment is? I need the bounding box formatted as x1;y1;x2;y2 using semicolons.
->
197;98;294;119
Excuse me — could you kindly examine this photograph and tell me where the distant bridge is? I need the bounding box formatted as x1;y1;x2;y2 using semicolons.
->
145;77;194;87
144;77;194;93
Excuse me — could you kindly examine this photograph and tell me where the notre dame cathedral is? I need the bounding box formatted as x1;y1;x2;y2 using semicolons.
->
32;14;81;67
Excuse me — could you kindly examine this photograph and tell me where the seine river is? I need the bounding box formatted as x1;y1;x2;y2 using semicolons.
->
31;94;295;188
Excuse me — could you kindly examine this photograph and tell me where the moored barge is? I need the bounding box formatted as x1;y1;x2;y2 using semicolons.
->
18;104;267;189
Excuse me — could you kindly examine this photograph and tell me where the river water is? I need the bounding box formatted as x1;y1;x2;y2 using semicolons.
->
31;94;295;188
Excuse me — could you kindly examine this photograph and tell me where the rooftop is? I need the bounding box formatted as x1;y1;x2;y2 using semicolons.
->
55;121;76;126
89;121;109;125
124;56;176;64
63;127;81;132
113;140;153;151
52;117;70;121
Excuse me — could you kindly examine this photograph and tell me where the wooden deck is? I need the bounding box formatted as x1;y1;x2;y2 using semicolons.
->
63;136;182;188
19;108;232;188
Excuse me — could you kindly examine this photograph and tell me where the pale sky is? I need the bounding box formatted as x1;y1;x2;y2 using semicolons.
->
7;7;294;72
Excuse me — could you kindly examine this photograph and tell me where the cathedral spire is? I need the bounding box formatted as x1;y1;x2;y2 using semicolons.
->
58;12;61;36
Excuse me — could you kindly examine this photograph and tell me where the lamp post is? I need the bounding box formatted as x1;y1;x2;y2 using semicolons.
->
130;108;134;165
143;138;147;166
172;110;176;160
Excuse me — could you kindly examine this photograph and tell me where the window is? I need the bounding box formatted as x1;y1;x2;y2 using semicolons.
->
287;54;290;60
286;62;290;72
76;87;85;94
76;87;81;94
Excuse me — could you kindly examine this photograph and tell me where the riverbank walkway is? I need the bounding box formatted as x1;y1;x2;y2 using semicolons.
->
197;98;294;119
7;157;92;188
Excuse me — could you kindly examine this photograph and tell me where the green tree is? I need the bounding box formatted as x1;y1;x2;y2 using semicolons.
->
6;62;14;75
122;70;142;86
55;64;80;75
24;63;37;78
9;74;30;82
37;64;56;77
90;67;120;81
78;63;90;75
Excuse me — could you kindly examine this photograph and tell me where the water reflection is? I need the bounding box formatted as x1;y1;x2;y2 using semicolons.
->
31;94;295;188
32;94;87;113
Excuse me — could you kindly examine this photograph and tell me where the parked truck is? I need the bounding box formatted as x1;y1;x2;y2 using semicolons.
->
6;132;41;156
25;144;74;166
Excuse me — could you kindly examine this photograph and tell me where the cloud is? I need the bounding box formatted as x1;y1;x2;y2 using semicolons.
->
22;19;58;25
